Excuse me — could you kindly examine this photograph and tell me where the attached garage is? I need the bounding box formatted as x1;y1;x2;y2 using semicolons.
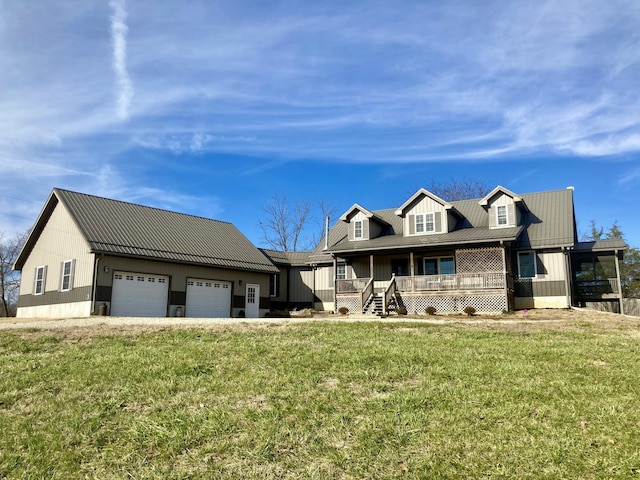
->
186;278;232;317
111;272;169;317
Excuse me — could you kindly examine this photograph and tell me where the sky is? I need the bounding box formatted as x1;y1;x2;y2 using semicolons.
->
1;0;640;250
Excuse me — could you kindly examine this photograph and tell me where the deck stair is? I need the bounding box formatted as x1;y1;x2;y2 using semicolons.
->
363;294;384;315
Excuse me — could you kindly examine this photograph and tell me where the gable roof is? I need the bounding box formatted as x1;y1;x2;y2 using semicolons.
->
15;188;278;274
309;187;576;259
394;188;456;216
339;203;391;226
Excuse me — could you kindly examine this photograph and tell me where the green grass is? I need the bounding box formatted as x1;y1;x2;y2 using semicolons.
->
1;320;640;479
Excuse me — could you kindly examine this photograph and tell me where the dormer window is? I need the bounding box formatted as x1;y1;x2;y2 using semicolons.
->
354;220;363;239
415;213;435;233
497;205;508;226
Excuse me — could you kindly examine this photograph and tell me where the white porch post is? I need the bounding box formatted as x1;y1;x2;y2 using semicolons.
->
369;254;374;280
501;242;509;310
410;252;415;277
333;257;338;313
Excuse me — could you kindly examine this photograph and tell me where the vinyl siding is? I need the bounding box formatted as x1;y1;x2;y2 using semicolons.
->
18;202;94;302
404;196;448;235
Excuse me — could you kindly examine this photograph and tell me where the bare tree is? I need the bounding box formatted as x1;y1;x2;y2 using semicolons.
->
0;231;27;317
311;197;338;248
260;194;311;252
424;178;492;201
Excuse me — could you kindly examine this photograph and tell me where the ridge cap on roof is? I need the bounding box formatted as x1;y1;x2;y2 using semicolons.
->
54;187;234;226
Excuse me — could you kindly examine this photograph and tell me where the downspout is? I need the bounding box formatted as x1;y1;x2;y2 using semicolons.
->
614;249;625;315
563;247;572;308
91;254;100;315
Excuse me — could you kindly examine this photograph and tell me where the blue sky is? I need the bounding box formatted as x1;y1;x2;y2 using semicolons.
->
2;0;640;249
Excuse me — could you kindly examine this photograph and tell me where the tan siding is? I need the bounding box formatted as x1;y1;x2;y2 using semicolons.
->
404;196;448;235
535;251;567;282
290;269;315;303
19;202;94;297
315;264;334;289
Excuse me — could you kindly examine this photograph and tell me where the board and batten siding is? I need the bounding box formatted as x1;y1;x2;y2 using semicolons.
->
404;196;448;235
487;194;520;228
514;250;569;309
17;202;95;318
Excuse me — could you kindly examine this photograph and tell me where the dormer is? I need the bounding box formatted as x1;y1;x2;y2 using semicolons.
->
479;186;529;229
394;189;460;237
340;204;390;241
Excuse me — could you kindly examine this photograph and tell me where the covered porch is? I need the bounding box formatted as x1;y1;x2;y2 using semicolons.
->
334;246;511;315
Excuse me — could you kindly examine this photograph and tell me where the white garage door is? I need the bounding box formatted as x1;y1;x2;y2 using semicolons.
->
186;279;232;317
111;272;169;317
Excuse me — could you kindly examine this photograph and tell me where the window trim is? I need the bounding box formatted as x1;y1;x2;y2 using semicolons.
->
34;265;47;295
423;256;455;275
497;205;508;226
336;263;346;281
60;259;74;292
517;251;536;278
354;220;363;239
414;212;436;234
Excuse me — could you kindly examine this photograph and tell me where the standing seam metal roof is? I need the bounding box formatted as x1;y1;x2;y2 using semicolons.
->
53;189;278;273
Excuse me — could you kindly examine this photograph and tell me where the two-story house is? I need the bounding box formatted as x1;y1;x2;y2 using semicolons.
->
306;186;625;315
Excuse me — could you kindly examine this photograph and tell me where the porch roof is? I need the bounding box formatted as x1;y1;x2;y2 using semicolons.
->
326;224;523;254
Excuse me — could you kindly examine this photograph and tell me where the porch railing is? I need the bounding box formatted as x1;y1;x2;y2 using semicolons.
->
395;272;505;292
336;277;372;294
574;279;620;297
383;276;397;315
361;278;374;311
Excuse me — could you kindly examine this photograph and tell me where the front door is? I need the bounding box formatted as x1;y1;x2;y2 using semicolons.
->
245;284;260;318
391;259;409;277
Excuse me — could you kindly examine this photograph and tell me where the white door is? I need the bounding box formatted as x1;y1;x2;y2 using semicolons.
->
111;272;169;317
245;284;260;318
186;279;232;317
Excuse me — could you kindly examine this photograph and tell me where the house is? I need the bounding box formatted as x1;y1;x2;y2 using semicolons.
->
305;186;626;315
13;188;279;318
260;249;316;311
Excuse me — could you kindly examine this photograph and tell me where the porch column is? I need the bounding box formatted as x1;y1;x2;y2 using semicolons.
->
410;252;415;277
333;257;338;313
614;249;625;315
562;247;572;308
370;254;374;280
501;242;509;310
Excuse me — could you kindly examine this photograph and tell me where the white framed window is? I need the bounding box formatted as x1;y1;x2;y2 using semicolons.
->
424;257;455;275
518;251;536;278
60;260;74;292
336;263;346;280
497;205;508;226
354;220;363;239
34;265;47;295
415;213;435;234
425;213;435;232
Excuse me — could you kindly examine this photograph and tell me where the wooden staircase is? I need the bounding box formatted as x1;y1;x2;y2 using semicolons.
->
363;294;384;315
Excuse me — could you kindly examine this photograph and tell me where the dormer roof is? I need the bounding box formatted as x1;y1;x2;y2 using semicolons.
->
339;203;391;226
479;185;529;211
394;188;458;217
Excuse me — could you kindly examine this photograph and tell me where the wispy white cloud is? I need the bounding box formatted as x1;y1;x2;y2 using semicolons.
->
110;0;133;120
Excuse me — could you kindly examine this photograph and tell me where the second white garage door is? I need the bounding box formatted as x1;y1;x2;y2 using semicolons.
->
186;279;232;317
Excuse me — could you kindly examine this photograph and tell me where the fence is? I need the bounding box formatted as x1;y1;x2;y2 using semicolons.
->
583;298;640;317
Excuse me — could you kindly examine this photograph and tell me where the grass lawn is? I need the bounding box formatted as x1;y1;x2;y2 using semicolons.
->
1;314;640;479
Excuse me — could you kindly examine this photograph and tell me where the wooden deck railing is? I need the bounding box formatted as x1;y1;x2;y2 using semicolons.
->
336;273;505;296
394;272;505;292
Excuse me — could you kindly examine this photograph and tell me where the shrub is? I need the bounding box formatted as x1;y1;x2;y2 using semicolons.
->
338;306;349;315
425;306;437;315
463;306;476;316
396;306;407;315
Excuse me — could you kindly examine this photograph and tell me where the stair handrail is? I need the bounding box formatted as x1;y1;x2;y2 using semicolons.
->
360;277;375;313
383;275;397;315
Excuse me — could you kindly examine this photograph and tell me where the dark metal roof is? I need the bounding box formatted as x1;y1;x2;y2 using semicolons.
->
260;249;312;267
308;187;577;260
574;239;626;252
17;188;279;273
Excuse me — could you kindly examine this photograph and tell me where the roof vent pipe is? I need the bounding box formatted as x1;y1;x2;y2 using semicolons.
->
324;216;329;250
